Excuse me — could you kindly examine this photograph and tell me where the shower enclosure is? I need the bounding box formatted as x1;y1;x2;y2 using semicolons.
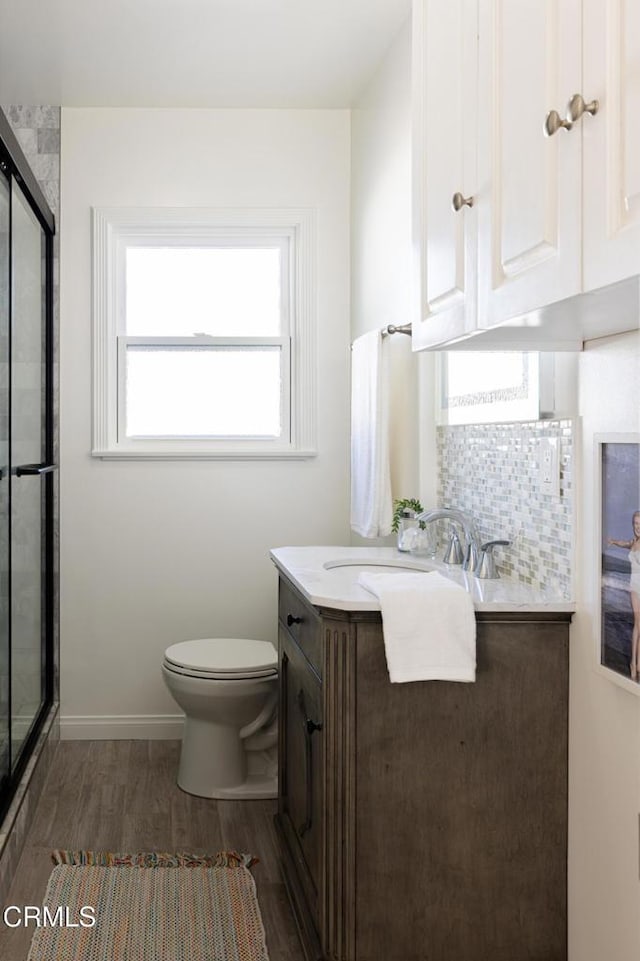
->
0;114;55;819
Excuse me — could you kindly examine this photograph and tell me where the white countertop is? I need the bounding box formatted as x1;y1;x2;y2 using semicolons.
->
270;545;575;614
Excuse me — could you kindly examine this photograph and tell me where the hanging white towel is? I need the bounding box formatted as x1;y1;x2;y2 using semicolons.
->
350;330;392;538
358;571;476;683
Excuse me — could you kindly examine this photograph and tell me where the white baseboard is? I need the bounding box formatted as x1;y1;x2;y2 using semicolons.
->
60;714;184;740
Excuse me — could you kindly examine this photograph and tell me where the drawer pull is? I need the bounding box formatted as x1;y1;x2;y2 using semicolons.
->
287;613;302;627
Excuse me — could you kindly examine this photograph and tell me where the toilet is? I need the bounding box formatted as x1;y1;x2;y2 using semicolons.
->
162;637;278;800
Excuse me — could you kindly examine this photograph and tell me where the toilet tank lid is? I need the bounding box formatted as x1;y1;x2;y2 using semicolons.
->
164;638;278;675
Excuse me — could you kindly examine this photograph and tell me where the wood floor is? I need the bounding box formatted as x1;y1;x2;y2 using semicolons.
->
0;740;304;961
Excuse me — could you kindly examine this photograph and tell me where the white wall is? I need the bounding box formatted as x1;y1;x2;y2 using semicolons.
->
570;330;640;961
350;20;437;537
60;108;351;737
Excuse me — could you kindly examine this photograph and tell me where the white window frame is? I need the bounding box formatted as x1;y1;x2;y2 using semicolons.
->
92;207;317;459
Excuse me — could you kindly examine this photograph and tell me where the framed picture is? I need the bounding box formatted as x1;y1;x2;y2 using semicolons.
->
596;435;640;693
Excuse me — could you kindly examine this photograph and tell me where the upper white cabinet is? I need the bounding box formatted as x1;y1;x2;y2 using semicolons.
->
412;0;640;351
582;0;640;291
476;0;582;330
411;0;478;350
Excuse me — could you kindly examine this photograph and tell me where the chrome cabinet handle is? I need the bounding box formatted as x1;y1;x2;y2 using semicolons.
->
566;93;599;123
452;192;474;212
544;110;573;137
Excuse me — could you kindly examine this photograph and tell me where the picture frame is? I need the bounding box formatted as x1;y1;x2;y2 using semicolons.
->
596;434;640;694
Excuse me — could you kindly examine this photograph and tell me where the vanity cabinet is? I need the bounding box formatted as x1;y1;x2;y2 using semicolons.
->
412;0;640;352
276;572;571;961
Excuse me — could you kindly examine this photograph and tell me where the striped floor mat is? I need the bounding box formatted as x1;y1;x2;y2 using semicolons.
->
27;851;269;961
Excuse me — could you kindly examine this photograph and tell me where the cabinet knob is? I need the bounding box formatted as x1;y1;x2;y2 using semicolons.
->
452;192;474;212
286;613;302;627
543;109;573;137
566;93;599;124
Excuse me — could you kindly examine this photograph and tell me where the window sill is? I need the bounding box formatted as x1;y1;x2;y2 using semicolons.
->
91;448;318;461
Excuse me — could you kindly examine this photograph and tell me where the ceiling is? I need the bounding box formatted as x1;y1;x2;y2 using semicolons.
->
0;0;411;108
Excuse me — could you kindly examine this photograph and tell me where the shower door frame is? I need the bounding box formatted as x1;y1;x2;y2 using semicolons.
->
0;110;55;821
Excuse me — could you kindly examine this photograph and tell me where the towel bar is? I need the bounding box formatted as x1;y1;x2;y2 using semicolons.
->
382;323;412;337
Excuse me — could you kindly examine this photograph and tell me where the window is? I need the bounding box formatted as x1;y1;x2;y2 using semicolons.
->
92;208;316;459
438;351;555;425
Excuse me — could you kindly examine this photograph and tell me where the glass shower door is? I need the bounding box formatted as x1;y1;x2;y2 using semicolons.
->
10;178;49;767
0;171;9;787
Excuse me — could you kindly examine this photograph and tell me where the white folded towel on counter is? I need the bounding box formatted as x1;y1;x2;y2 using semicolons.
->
358;571;476;683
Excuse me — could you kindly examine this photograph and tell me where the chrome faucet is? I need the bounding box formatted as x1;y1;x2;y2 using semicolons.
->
415;507;479;572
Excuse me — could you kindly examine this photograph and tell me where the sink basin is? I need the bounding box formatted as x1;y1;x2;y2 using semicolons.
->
322;557;435;573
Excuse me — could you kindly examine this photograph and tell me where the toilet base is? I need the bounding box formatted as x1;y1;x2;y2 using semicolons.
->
178;773;277;801
177;714;278;800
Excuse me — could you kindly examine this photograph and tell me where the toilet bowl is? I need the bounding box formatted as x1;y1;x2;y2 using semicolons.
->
162;637;278;800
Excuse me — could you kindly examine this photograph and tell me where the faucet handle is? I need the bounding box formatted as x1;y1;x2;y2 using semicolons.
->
474;540;511;579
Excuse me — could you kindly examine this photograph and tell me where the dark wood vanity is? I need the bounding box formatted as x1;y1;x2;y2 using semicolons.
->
275;571;571;961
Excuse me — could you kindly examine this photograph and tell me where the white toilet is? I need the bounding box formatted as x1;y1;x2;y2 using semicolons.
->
162;637;278;800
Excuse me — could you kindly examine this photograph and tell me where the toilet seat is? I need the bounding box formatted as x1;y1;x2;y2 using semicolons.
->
163;637;278;681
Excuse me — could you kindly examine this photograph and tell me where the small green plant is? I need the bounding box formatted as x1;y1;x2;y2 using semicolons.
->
391;497;424;533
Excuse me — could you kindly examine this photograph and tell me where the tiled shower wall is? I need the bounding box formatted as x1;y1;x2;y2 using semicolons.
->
4;106;61;217
437;419;574;597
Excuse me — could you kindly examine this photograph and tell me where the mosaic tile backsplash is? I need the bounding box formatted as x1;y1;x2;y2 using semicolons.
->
437;419;574;597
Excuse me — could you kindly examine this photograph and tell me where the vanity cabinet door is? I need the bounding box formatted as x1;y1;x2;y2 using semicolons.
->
278;626;324;928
